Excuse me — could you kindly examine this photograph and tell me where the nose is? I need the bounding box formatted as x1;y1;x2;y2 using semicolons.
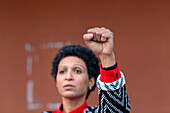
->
64;69;73;81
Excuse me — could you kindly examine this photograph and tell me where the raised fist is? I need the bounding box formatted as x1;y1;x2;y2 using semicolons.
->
83;27;114;57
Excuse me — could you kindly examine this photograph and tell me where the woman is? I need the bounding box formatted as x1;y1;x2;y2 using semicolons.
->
43;27;131;113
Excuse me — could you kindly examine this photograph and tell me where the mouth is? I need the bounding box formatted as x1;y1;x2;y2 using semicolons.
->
63;84;75;89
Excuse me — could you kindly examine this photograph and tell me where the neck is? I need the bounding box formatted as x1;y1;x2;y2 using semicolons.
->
62;96;86;113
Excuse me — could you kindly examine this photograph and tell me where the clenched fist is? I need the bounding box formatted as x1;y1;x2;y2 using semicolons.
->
83;27;116;67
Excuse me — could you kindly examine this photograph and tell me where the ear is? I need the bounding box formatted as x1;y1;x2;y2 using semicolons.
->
88;77;95;89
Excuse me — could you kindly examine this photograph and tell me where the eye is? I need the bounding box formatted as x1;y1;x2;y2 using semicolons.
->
59;69;66;74
74;68;82;74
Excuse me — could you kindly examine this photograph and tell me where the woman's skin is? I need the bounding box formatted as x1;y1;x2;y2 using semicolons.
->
56;27;116;113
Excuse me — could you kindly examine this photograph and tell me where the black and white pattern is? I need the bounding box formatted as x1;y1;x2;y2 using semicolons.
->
83;72;130;113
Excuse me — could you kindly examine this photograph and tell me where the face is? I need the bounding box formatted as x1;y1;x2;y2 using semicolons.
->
56;56;94;99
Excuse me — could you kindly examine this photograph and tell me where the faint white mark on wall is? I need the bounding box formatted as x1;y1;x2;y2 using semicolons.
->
27;80;34;103
25;43;34;52
40;41;71;49
25;43;42;110
26;80;42;110
26;56;32;76
25;41;72;110
27;102;42;110
46;103;61;109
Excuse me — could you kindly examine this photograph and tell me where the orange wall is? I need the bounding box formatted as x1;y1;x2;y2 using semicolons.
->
1;1;170;113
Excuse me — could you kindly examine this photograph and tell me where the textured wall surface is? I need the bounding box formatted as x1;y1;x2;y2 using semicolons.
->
0;1;170;113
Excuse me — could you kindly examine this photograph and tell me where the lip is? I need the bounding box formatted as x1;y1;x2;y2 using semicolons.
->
63;84;75;89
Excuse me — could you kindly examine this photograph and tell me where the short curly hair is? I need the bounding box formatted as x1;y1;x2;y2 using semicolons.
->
51;45;100;99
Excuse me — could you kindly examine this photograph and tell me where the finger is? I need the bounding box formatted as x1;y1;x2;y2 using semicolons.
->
88;28;108;35
83;33;93;41
103;32;114;38
101;34;107;42
87;27;101;34
101;27;106;29
96;32;102;42
87;27;112;42
92;33;97;41
94;29;107;42
88;27;108;32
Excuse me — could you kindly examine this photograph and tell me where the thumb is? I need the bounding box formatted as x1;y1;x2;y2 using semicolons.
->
83;33;93;41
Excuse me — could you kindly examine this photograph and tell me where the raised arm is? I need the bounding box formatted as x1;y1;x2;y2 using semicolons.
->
83;27;131;113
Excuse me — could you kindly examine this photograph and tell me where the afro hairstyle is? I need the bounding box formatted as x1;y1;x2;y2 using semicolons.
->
51;45;100;99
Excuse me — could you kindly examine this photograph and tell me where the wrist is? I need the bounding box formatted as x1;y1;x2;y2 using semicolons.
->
99;52;116;68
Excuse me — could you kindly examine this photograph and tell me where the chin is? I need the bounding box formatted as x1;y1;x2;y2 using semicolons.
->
62;92;85;99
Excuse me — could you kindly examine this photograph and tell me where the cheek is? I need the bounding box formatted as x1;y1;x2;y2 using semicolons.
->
77;76;89;90
56;81;63;95
56;76;62;90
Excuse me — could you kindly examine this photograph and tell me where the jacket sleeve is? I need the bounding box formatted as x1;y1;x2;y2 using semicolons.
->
96;65;131;113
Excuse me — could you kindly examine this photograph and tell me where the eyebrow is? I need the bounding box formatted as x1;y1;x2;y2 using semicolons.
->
74;64;86;70
59;64;86;70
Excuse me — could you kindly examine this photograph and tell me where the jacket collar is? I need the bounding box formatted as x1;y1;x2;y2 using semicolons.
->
53;102;87;113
